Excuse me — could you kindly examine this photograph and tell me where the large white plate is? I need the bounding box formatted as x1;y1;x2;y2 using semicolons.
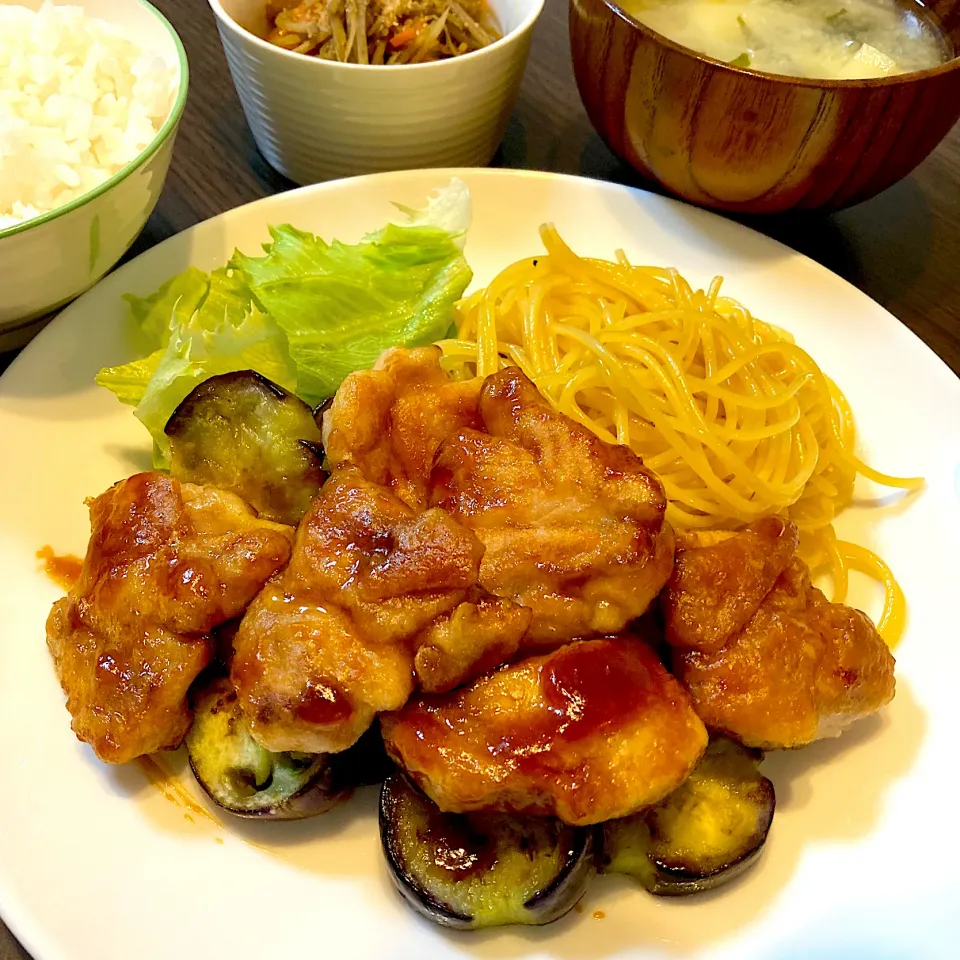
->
1;169;959;960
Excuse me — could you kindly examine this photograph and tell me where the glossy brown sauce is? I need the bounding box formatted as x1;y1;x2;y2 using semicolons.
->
429;465;455;509
295;677;353;726
37;545;83;591
593;910;606;920
96;652;131;684
422;813;496;881
544;640;653;741
232;650;264;691
484;639;655;772
402;639;661;785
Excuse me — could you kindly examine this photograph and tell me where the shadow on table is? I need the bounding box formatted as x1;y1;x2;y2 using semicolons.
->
576;140;934;300
494;112;649;190
0;924;33;960
738;176;934;301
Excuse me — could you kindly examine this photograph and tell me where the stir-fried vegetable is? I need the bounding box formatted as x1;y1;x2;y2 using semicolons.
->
379;773;594;929
166;370;326;525
187;676;392;819
265;0;500;64
600;737;776;896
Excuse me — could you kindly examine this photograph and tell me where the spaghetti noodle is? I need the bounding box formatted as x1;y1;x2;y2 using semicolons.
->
438;225;921;646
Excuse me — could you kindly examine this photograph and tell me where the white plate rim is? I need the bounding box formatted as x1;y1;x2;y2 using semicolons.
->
2;167;959;960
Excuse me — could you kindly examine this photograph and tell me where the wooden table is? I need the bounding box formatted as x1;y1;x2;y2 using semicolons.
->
1;0;958;955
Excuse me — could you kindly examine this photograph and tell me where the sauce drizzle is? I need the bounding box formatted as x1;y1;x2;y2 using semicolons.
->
295;677;353;726
543;639;653;741
37;545;83;591
483;638;655;771
137;755;220;826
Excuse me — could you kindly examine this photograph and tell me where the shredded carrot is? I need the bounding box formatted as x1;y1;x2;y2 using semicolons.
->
389;26;419;47
268;0;500;63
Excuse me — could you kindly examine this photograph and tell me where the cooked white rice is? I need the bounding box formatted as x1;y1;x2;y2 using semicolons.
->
0;2;178;231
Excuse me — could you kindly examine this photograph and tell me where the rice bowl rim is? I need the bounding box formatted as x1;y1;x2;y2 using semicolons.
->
0;0;190;243
207;0;546;73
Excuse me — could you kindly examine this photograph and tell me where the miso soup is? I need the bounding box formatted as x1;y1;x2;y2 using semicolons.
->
618;0;952;79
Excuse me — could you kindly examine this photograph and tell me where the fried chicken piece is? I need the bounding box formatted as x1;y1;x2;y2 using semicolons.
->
430;367;675;646
412;589;532;694
382;636;708;826
662;518;896;749
324;351;673;646
232;467;529;754
46;473;294;763
663;517;800;655
323;346;483;511
47;604;212;765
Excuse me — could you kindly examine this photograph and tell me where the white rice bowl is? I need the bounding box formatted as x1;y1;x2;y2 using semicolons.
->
0;1;178;230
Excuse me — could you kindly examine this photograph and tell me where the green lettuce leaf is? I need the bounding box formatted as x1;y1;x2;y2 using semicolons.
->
94;351;163;408
123;267;211;352
233;184;472;400
96;179;472;463
97;268;297;465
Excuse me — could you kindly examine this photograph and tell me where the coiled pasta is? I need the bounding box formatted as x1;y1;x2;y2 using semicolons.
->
438;225;922;645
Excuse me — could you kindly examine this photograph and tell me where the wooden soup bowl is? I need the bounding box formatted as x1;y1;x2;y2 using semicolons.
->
570;0;960;212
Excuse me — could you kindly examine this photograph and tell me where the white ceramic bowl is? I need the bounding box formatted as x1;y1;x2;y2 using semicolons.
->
0;0;188;351
207;0;544;184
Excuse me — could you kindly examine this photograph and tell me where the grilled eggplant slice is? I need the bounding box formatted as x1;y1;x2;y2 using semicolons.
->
601;737;775;896
165;371;325;525
380;774;594;930
186;676;348;819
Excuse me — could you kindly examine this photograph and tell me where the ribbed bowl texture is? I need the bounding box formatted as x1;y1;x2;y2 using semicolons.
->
208;0;543;184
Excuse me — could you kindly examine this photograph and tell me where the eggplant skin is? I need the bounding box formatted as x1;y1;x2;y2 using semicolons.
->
601;737;775;896
165;370;326;525
186;676;348;820
380;774;594;930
